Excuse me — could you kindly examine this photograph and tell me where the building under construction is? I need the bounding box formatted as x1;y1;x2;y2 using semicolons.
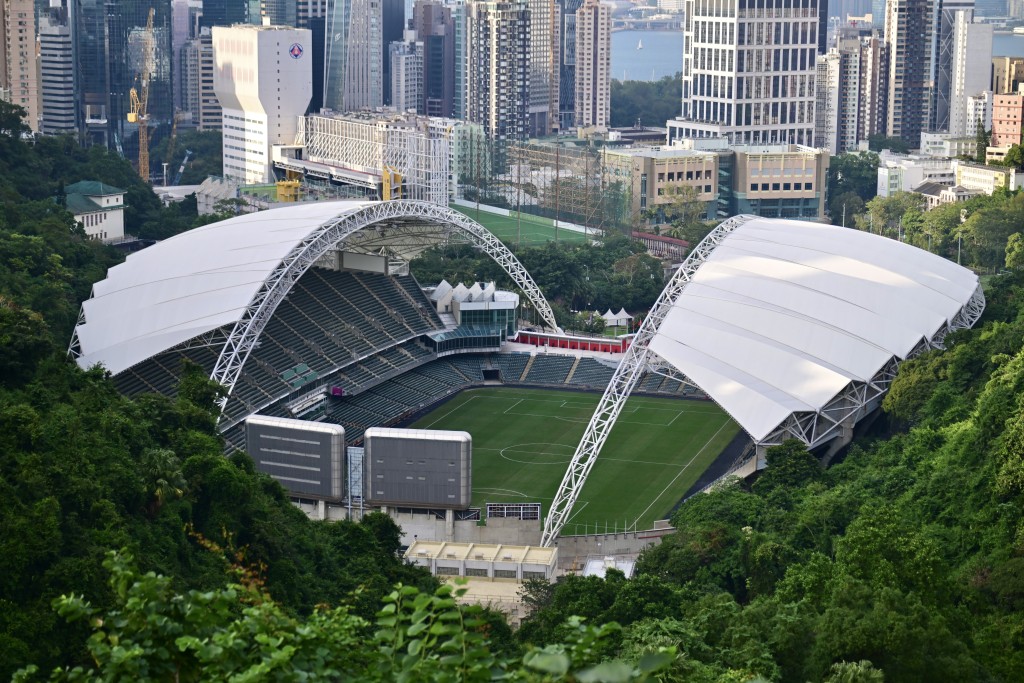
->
275;111;484;205
459;139;635;233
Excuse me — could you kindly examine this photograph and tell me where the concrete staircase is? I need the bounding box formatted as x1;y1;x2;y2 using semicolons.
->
520;354;537;381
564;357;582;384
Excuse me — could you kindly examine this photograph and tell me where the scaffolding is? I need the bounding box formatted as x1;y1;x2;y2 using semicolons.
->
292;113;453;205
459;138;634;233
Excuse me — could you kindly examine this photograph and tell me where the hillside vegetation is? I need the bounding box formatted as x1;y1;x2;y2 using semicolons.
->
3;100;1024;680
0;102;436;679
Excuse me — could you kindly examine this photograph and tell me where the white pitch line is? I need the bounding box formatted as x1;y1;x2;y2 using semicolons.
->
506;409;678;427
475;487;530;498
503;398;524;414
666;410;684;427
562;500;590;526
631;417;734;524
422;395;477;428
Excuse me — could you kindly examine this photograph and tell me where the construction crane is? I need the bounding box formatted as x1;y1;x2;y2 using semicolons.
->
172;149;193;186
162;111;187;185
127;7;156;182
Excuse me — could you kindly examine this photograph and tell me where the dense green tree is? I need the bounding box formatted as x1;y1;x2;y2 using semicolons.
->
610;75;682;129
411;235;665;317
14;552;674;682
976;121;992;163
961;191;1024;270
827;152;880;220
867;134;910;154
751;440;821;497
149;129;223;185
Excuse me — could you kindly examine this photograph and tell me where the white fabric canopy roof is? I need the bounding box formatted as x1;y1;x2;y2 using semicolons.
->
647;217;981;442
74;201;373;375
602;309;631;325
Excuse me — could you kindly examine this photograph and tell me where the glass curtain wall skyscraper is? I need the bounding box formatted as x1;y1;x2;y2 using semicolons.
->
557;0;583;130
381;0;404;105
324;0;382;111
73;0;173;153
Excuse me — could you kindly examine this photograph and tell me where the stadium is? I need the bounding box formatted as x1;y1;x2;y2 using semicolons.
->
70;201;984;547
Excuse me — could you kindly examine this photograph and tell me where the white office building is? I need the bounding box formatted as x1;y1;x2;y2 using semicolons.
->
668;0;821;146
38;15;75;134
948;11;992;138
213;25;312;184
390;34;423;114
876;151;956;197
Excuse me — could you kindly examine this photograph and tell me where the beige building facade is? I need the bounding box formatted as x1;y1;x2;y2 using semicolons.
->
0;0;39;131
604;147;718;219
574;0;610;132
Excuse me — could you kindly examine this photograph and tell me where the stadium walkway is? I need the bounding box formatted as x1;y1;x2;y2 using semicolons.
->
500;340;624;363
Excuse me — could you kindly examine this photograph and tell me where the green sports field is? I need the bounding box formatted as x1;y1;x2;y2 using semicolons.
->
410;386;739;533
451;206;595;246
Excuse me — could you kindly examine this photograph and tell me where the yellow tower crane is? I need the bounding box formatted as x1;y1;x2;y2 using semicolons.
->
127;7;156;182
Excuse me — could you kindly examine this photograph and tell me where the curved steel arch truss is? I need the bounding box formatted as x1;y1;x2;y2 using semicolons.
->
210;200;560;412
539;215;753;547
540;217;988;547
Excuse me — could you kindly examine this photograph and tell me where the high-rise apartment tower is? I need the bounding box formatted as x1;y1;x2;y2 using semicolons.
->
466;0;529;141
574;0;610;130
1;0;40;131
413;0;455;117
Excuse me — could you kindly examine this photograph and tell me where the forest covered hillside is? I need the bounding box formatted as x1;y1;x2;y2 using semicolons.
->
3;101;1024;680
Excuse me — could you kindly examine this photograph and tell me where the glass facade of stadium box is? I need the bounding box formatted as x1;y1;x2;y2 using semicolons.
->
427;281;519;337
427;325;507;354
452;293;519;337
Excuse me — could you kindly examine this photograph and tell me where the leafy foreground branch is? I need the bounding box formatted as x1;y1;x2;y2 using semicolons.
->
15;551;674;683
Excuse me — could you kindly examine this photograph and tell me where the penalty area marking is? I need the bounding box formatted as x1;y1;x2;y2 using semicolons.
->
421;395;478;429
630;417;734;525
474;486;530;498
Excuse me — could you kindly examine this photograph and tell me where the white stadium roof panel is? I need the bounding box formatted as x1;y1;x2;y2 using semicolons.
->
75;200;374;375
70;200;566;393
543;215;985;545
646;216;984;444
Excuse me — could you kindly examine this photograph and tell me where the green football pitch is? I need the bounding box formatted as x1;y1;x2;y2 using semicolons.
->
410;386;740;533
451;206;595;246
